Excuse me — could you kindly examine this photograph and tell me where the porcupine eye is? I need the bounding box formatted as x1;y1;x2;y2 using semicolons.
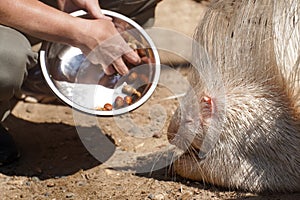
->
200;95;214;126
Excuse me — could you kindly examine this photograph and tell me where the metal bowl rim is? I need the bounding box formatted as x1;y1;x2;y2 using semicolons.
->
40;9;160;116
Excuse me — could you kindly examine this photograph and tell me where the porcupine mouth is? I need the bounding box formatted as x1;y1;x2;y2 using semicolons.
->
168;134;203;161
179;149;194;157
185;145;204;160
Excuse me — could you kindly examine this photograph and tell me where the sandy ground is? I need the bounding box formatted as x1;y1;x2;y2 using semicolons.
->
1;0;300;199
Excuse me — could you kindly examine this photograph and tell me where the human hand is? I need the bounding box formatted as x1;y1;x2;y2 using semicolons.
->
57;0;110;20
75;17;141;75
58;0;141;75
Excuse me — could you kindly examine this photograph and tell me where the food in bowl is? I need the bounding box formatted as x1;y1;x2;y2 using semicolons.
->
40;10;160;116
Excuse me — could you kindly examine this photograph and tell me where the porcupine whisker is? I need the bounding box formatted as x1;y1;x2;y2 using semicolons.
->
167;0;300;192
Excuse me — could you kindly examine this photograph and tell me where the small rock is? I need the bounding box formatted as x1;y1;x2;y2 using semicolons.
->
154;194;165;200
147;194;154;199
44;192;50;197
65;192;75;198
105;169;117;176
135;143;145;149
148;194;165;200
24;96;38;103
178;186;183;193
31;176;40;182
46;182;55;187
152;132;162;138
76;181;86;187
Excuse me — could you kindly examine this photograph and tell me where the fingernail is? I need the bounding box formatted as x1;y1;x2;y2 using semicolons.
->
122;68;129;75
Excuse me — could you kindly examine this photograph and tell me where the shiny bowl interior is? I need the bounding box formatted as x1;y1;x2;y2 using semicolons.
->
40;10;160;116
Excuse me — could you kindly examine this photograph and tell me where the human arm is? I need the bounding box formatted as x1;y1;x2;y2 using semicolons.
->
0;0;140;75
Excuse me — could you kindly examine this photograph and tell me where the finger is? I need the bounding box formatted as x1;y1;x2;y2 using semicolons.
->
103;64;116;75
113;58;129;75
85;3;112;21
123;50;141;65
97;13;112;21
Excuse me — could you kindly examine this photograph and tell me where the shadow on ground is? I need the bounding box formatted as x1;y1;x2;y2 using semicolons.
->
1;109;300;200
0;115;102;180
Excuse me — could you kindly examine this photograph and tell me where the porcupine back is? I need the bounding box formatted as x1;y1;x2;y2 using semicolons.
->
273;1;300;113
191;0;300;115
184;0;300;192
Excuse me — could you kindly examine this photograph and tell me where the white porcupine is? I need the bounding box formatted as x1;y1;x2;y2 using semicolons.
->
167;0;300;193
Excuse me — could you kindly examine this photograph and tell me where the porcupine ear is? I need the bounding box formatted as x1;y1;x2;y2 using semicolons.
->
200;95;215;126
189;52;224;159
190;1;228;159
198;94;223;159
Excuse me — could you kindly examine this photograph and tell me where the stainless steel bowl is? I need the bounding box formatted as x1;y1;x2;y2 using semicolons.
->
40;10;160;116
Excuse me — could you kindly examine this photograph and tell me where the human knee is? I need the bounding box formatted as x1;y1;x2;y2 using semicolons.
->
0;48;29;101
0;27;35;101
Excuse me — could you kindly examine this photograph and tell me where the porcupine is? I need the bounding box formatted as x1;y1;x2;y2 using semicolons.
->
167;0;300;193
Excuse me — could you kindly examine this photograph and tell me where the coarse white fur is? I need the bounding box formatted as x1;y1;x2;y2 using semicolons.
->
168;0;300;193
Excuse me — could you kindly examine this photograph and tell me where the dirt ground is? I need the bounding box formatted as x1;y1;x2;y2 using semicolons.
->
1;0;300;199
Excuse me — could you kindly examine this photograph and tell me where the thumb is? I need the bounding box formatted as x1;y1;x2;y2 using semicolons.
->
86;3;112;21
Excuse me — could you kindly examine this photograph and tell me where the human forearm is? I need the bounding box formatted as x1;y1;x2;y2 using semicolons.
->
0;0;82;46
0;0;140;75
